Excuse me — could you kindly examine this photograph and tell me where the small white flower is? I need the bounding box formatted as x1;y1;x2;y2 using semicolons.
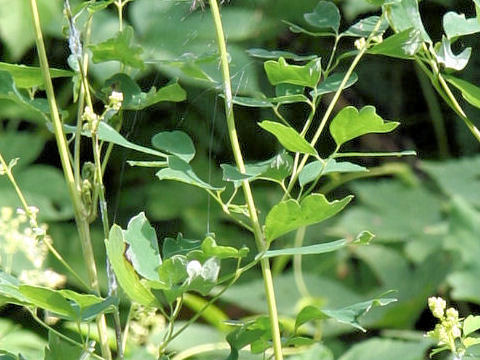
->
186;260;202;279
428;297;446;319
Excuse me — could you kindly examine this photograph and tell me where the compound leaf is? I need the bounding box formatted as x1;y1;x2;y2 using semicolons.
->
264;57;321;88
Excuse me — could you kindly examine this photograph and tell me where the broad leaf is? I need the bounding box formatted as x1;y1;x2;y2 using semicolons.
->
259;121;318;156
152;131;195;163
299;159;367;187
19;286;76;319
304;1;341;33
384;0;431;42
342;16;389;38
156;156;224;191
162;233;202;259
444;74;480;109
89;26;144;69
295;296;397;331
0;62;72;89
106;225;159;307
264;57;322;88
435;36;471;71
124;213;162;282
464;315;480;336
44;332;83;360
311;72;358;97
443;12;480;40
338;338;433;360
104;73;186;110
247;48;317;61
265;194;353;242
201;237;249;259
329;106;399;148
369;28;422;59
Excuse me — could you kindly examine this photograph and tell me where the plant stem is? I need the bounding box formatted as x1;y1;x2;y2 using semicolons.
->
208;1;284;358
28;1;111;358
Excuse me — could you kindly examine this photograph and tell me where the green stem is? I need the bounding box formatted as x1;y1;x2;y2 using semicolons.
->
28;1;111;358
292;227;310;298
208;1;284;358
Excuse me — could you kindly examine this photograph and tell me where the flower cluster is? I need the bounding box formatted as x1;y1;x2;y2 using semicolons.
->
129;304;165;354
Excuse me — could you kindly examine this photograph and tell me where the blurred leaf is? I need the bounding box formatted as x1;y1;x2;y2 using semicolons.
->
435;36;471;71
338;338;432;360
311;72;358;97
156;156;224;191
44;332;83;360
124;212;162;282
299;159;367;187
262;239;347;259
0;63;72;89
163;233;202;259
448;270;480;304
443;12;480;40
265;194;353;242
384;0;431;42
444;74;480;109
304;1;340;33
464;315;480;336
151;131;195;163
295;296;396;331
0;131;45;169
369;28;422;59
342;16;389;37
104;73;186;110
19;286;77;319
329;106;399;148
264;57;321;88
247;48;316;61
226;317;271;360
259;121;318;156
0;319;45;359
106;225;159;307
89;26;144;69
288;344;333;360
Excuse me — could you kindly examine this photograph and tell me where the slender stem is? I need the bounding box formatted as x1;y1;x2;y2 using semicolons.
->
333;151;416;158
208;1;283;358
28;1;111;358
292;227;310;298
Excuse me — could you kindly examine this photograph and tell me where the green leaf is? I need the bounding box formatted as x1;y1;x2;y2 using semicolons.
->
338;338;433;360
264;57;322;88
151;131;195;163
124;212;162;282
342;16;389;37
329;106;399;147
311;72;358;97
231;93;309;108
444;74;480;109
44;332;83;360
288;344;333;360
0;62;72;89
443;12;480;40
295;297;397;331
246;48;317;61
89;26;144;69
435;36;471;71
384;0;431;42
369;28;422;59
464;315;480;336
162;233;202;259
156;156;224;191
104;73;186;110
201;236;249;259
259;121;318;156
19;286;76;319
304;1;341;33
265;194;353;242
299;159;367;187
106;225;159;307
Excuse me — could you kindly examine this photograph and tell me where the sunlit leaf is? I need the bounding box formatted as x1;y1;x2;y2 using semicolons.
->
444;74;480;109
435;36;471;71
19;286;77;319
201;236;249;259
124;212;162;282
247;48;317;61
264;57;322;88
89;26;144;69
384;0;431;42
464;315;480;336
338;338;432;360
265;194;353;242
0;62;72;89
342;16;389;38
299;159;367;187
156;156;224;191
304;1;341;33
152;131;195;163
369;28;422;59
259;121;317;156
106;225;159;307
163;233;202;259
443;12;480;40
329;106;399;148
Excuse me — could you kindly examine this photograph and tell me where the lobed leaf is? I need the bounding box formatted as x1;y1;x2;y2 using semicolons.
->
443;12;480;40
384;0;431;43
152;131;195;163
264;57;321;88
369;28;422;59
304;1;340;33
265;194;353;242
342;16;389;38
259;121;317;156
201;237;249;259
329;106;399;148
162;233;202;259
435;36;471;71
